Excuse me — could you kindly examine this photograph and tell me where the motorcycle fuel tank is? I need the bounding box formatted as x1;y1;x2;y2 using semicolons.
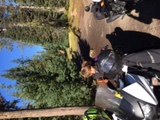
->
122;74;158;105
119;74;158;120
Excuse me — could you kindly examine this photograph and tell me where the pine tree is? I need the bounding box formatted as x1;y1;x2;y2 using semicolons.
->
1;39;95;109
0;0;68;45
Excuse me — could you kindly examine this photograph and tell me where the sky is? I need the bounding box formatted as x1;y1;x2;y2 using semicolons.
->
0;43;44;107
0;0;44;108
0;0;19;7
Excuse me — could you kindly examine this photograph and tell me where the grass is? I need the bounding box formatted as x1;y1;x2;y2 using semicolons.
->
67;0;84;52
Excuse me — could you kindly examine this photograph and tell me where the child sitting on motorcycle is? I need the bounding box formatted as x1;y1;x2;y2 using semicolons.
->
80;47;160;87
80;47;124;89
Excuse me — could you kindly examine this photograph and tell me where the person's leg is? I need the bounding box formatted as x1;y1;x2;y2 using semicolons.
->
123;49;160;64
122;49;160;70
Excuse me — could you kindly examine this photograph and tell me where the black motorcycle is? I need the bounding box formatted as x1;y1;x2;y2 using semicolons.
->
85;0;141;23
83;59;160;120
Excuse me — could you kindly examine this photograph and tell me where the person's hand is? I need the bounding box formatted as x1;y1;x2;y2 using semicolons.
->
97;79;109;85
89;49;98;59
152;77;160;86
81;61;88;67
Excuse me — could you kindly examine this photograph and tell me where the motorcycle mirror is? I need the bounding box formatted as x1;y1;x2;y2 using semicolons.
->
85;6;90;12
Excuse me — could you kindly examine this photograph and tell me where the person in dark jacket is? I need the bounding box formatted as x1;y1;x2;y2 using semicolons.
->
80;48;160;87
80;48;123;89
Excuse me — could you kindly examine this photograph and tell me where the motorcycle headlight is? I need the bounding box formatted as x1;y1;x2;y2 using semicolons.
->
139;102;158;120
101;2;105;7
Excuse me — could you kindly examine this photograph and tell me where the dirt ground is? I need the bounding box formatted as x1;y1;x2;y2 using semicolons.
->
76;0;160;60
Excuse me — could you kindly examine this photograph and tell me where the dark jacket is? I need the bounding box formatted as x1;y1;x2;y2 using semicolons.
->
92;49;123;80
123;49;160;71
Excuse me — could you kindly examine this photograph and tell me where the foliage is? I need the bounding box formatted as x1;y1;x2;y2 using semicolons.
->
0;1;93;119
0;0;69;47
0;38;13;51
1;38;95;109
15;0;68;8
0;93;19;111
1;26;68;45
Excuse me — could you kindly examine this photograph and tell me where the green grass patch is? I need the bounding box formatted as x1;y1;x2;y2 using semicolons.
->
67;0;84;53
69;30;78;52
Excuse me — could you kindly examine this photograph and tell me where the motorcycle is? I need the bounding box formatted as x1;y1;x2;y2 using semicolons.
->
83;49;160;120
96;72;159;119
84;68;160;120
85;0;140;23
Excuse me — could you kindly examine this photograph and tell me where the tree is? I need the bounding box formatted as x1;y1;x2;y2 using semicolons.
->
0;0;68;46
0;2;95;120
0;106;92;119
0;94;5;110
15;0;68;8
0;38;13;51
1;39;95;109
1;26;67;45
0;93;19;111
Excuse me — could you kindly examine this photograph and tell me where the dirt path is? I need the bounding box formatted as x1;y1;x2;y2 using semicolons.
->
78;0;160;60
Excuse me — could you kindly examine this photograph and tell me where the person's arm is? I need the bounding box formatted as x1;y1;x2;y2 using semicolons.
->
96;79;109;85
96;79;118;89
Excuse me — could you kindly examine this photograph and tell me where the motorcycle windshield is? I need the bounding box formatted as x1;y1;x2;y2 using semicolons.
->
100;51;115;73
95;84;122;114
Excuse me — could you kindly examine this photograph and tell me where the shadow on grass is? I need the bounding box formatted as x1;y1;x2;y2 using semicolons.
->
70;27;92;61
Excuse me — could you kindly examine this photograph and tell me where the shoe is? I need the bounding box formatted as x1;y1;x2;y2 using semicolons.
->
103;45;109;50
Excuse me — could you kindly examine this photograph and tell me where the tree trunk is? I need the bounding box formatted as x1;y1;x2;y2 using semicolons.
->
19;6;66;13
0;106;92;119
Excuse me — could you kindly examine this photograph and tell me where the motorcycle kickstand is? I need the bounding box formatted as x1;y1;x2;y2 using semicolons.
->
121;13;126;20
